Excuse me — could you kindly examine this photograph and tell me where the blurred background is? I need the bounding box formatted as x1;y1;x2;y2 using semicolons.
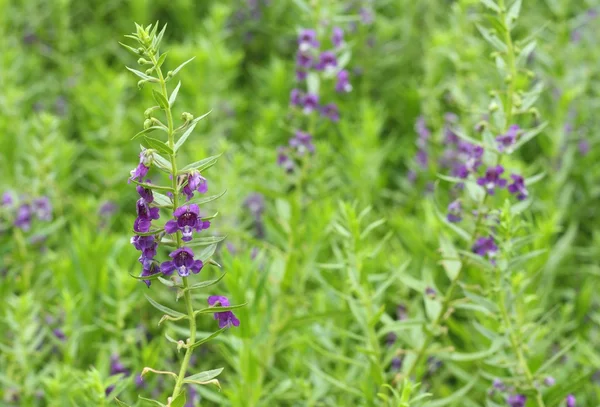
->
1;0;600;405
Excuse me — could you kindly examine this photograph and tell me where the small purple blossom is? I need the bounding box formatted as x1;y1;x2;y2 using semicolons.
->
181;170;208;201
129;150;153;183
161;247;204;277
496;124;520;153
321;103;340;122
296;52;313;69
2;192;14;207
453;142;484;178
493;378;506;391
477;165;507;195
136;182;154;203
506;394;527;407
416;150;428;169
315;51;337;73
360;7;374;25
53;328;66;341
139;261;160;287
165;204;210;242
543;376;555;386
566;394;576;407
131;235;158;259
302;93;319;114
290;88;303;106
415;115;431;141
447;200;462;223
425;286;436;298
244;193;265;218
472;236;498;260
277;147;294;173
335;70;352;93
578;139;590;156
289;130;315;155
99;201;118;217
507;174;528;201
14;204;32;231
296;70;307;81
208;296;240;328
110;354;130;376
391;357;402;370
298;29;319;52
332;27;344;48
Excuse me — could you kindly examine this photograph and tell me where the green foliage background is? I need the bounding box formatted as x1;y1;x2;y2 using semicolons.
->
0;0;599;406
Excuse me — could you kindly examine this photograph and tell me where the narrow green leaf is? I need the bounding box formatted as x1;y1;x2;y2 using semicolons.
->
174;111;212;152
132;126;165;140
188;328;227;350
179;153;222;173
169;81;182;105
184;368;223;383
115;399;131;407
129;271;161;281
427;375;478;407
513;121;547;150
190;190;227;206
129;179;174;192
143;137;173;155
434;205;471;242
506;0;522;25
480;0;500;12
126;66;158;82
183;273;227;292
439;235;462;280
153;192;172;207
156;52;168;68
152;153;173;172
138;396;165;406
196;243;218;262
152;89;169;110
170;390;186;407
170;57;195;78
186;236;227;247
195;303;247;315
144;294;186;318
476;24;508;52
439;339;503;362
119;42;140;55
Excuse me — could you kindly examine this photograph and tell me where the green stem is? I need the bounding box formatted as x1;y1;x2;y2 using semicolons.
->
499;0;517;128
151;52;198;401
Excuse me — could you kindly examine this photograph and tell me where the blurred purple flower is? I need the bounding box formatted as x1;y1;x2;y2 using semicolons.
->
578;139;590;156
477;165;507;195
472;236;498;260
566;394;576;407
315;51;338;73
14;204;32;231
335;70;352;93
332;27;344;48
496;124;520;153
208;296;240;328
507;174;528;201
507;394;526;407
302;93;319;114
298;29;319;52
320;103;340;122
447;200;462;223
289;130;315;155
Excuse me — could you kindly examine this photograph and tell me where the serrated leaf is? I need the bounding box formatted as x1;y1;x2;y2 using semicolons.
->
184;368;223;383
170;57;195;78
174;111;211;152
169;81;182;105
132;126;165;140
143;137;173;155
126;67;159;82
144;294;186;318
152;90;169;110
188;328;227;350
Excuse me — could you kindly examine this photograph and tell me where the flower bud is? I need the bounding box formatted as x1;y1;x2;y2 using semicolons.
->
513;94;522;108
145;69;153;75
138;58;150;65
489;101;498;111
141;149;154;167
137;80;146;89
181;112;194;122
528;108;540;119
143;119;153;129
167;71;173;79
144;106;158;118
137;47;145;55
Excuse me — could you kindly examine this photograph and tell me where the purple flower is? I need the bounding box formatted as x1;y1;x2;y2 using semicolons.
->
578;139;590;156
208;296;240;328
129;150;153;183
296;52;313;69
507;174;528;201
332;26;344;48
244;193;265;218
14;204;33;230
493;378;506;391
360;7;374;25
110;354;129;376
415;115;431;141
165;204;210;241
161;247;204;277
391;357;402;370
131;235;158;259
566;394;576;407
140;261;160;287
302;93;319;114
53;328;66;341
453;142;484;178
298;29;319;52
136;182;154;203
472;236;498;260
181;170;208;201
416;150;428;169
335;70;352;93
506;394;526;407
135;374;145;389
296;70;307;81
543;376;555;386
290;88;303;106
496;124;520;153
277;147;294;173
289;130;315;155
477;165;507;195
447;200;462;223
136;198;160;227
397;304;408;321
185;386;199;407
2;192;14;207
425;286;436;298
99;201;118;217
315;51;337;73
320;103;340;122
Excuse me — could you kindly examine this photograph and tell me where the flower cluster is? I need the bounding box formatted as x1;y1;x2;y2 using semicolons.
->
1;192;53;233
278;26;353;172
